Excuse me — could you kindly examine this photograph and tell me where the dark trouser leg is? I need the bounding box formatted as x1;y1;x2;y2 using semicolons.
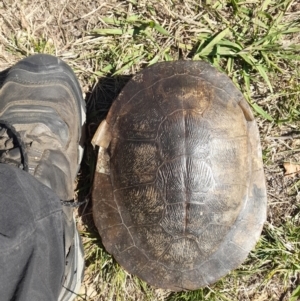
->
0;164;64;301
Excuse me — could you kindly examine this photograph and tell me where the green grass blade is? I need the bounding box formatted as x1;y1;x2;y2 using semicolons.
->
92;28;134;36
101;17;121;25
196;27;230;56
261;0;273;11
289;285;300;301
255;63;273;92
152;22;170;36
251;103;273;121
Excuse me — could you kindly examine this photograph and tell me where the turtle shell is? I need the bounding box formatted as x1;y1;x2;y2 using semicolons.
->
92;61;267;291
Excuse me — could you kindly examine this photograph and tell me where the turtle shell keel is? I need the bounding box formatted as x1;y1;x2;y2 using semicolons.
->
92;61;267;291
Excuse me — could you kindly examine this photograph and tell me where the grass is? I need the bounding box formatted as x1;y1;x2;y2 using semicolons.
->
1;0;300;300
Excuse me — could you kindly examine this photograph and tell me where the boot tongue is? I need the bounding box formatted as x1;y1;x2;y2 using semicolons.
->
0;121;28;170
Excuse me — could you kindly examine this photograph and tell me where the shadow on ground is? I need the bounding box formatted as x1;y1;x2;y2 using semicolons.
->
77;74;132;236
0;68;9;88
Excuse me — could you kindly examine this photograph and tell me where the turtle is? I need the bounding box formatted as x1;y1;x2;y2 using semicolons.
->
91;60;267;291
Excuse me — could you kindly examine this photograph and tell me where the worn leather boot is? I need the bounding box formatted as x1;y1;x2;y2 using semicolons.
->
0;54;86;301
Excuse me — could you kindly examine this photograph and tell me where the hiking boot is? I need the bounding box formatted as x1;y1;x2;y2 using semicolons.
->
0;54;86;301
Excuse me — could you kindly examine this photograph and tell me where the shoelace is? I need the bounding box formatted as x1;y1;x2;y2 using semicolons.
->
0;120;28;170
0;121;86;208
61;199;88;207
